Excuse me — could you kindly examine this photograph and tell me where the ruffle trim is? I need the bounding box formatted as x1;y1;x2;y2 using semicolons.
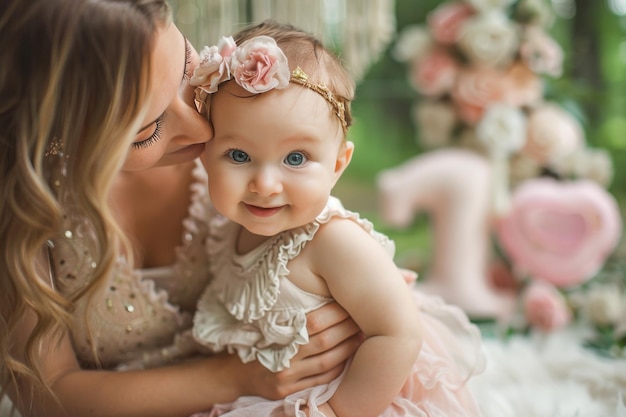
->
197;197;402;372
205;197;394;324
206;213;319;324
194;287;310;372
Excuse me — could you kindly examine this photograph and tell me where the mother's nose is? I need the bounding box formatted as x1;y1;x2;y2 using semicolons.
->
170;95;213;145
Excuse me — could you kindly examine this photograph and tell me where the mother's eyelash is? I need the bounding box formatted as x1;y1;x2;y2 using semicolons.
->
132;118;163;149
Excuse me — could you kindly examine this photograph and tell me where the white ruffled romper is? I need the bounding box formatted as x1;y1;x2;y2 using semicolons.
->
192;197;485;417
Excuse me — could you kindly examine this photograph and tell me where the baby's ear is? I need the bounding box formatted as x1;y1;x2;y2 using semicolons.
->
333;141;354;180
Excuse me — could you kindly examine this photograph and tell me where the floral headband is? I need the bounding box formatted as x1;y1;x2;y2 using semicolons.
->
190;35;348;134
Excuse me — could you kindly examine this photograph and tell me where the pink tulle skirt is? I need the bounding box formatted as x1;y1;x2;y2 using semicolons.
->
191;292;485;417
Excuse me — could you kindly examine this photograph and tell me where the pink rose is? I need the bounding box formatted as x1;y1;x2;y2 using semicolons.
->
428;1;476;45
496;178;622;288
190;36;237;93
451;67;506;125
523;281;571;331
410;48;458;97
230;35;290;94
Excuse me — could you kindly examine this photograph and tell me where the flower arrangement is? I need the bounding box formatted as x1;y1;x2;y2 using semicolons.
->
392;0;625;356
393;0;613;189
190;35;290;114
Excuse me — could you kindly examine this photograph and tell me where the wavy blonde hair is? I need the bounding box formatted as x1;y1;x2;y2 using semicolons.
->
0;0;170;408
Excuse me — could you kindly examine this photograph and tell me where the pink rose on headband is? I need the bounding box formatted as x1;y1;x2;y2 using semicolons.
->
191;36;237;93
230;36;290;94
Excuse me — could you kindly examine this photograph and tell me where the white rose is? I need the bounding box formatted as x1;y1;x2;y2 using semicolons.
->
392;25;432;63
577;148;614;188
476;103;527;155
457;10;520;68
584;284;624;326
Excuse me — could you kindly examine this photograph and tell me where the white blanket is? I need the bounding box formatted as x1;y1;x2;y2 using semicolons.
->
470;326;626;417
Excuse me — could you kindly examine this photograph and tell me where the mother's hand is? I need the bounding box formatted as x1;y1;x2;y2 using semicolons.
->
232;269;415;400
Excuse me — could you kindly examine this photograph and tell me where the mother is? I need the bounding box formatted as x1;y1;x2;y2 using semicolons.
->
0;1;362;416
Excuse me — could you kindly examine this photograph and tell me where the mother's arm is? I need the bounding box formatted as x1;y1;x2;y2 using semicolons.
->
9;300;361;417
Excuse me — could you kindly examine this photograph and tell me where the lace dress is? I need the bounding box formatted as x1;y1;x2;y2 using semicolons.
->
49;160;212;370
192;197;486;417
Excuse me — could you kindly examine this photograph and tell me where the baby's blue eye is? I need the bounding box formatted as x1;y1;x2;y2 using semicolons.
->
228;149;250;163
285;152;306;167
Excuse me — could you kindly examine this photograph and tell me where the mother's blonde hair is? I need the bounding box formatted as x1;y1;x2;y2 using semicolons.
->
0;0;170;407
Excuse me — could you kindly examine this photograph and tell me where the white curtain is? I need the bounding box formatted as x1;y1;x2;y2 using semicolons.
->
171;0;396;80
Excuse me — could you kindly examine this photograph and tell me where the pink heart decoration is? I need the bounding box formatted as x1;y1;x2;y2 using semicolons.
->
496;178;622;288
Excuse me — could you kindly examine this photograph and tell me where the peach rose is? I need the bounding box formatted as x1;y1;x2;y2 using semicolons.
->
522;103;584;164
501;62;543;107
496;178;622;288
452;67;506;125
410;48;458;97
427;1;476;45
523;281;571;331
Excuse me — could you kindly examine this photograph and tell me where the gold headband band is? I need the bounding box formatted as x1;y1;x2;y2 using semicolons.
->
289;67;348;135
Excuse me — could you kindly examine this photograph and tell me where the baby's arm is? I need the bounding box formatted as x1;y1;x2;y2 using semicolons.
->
309;218;423;417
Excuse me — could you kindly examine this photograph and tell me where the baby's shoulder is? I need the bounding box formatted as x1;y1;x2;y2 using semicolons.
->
309;216;372;253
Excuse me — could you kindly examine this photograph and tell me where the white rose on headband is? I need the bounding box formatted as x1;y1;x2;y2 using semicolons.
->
191;36;237;93
230;36;290;94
